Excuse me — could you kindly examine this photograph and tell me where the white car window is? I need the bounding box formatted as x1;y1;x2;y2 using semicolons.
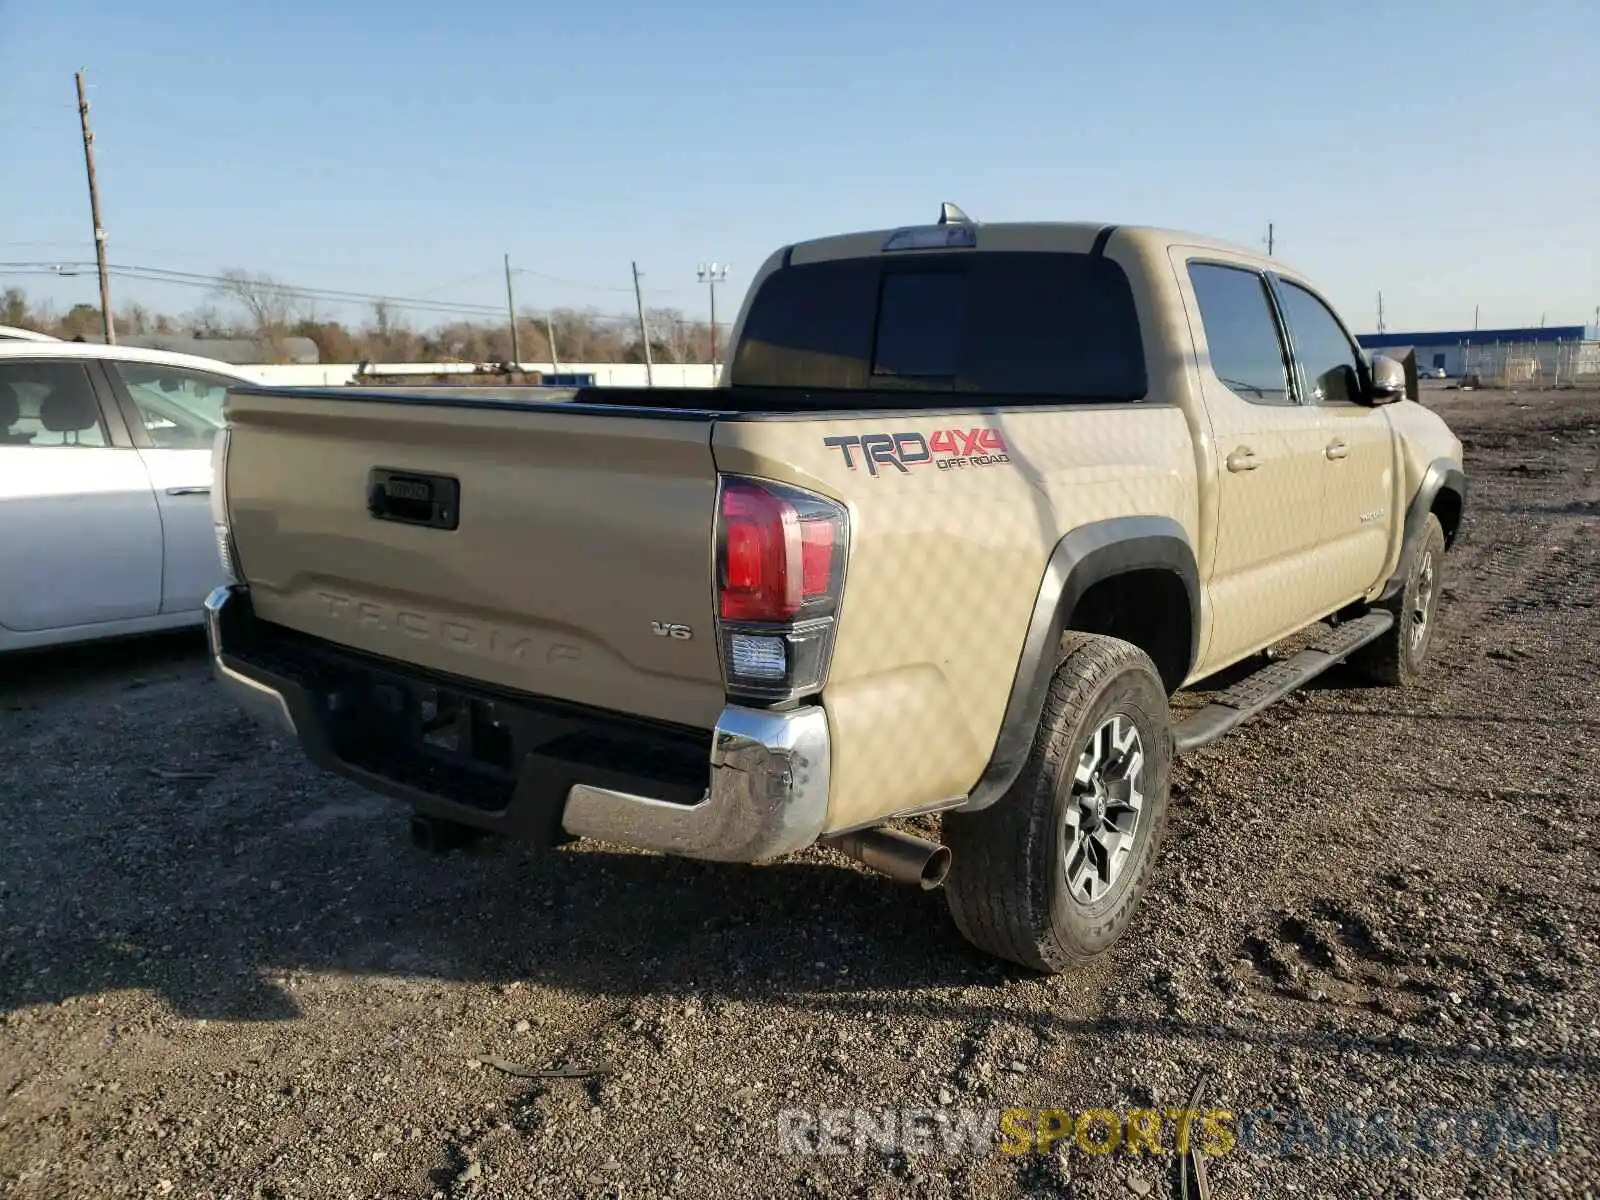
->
111;362;233;450
0;361;110;447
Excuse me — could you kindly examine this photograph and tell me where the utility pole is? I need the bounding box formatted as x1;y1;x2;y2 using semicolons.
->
1265;222;1275;256
503;253;521;369
697;262;728;371
544;313;560;373
632;261;654;386
74;71;115;344
1474;305;1480;331
1377;291;1385;333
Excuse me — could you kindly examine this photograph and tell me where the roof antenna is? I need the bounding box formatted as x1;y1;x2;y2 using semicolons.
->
938;202;971;225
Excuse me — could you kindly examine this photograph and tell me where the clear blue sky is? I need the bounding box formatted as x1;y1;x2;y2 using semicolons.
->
2;0;1595;334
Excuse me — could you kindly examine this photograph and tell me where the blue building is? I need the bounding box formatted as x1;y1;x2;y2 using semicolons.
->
1356;325;1599;383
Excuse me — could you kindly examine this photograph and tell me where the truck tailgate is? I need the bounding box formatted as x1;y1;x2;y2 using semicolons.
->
222;390;726;729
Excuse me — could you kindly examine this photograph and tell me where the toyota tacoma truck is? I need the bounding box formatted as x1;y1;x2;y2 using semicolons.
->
204;206;1465;972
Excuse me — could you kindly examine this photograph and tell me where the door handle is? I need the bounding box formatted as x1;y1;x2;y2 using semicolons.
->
165;486;211;496
1324;440;1350;461
1225;447;1259;473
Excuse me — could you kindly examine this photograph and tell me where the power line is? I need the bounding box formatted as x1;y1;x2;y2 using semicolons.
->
0;260;508;318
116;263;508;313
509;266;636;293
508;264;689;296
2;243;696;303
1;258;716;323
408;267;502;297
112;271;502;319
0;269;497;320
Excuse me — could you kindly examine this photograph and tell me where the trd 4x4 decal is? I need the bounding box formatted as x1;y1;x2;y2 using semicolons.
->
823;428;1012;476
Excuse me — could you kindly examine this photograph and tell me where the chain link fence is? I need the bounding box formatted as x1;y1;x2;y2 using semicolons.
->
1459;338;1600;388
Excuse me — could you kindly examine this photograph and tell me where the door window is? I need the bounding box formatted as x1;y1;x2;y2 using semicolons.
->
111;362;233;449
0;361;109;446
1186;263;1294;405
1275;281;1365;405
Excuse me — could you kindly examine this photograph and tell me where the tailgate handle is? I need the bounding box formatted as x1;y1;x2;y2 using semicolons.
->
367;468;460;530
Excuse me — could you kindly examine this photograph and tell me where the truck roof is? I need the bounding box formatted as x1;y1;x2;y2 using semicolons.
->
784;218;1282;272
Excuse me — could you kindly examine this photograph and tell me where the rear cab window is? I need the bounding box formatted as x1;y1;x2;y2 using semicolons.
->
728;251;1148;406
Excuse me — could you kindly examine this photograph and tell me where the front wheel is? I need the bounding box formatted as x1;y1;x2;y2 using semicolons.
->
941;633;1172;973
1350;512;1447;686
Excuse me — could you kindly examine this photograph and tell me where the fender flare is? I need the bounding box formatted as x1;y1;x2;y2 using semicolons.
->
958;515;1199;813
1379;457;1465;602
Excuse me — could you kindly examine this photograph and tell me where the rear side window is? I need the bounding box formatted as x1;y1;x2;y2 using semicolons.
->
0;360;109;447
1187;263;1293;405
730;251;1147;402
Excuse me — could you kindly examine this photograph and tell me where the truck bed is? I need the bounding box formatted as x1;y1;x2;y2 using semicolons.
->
227;382;1157;419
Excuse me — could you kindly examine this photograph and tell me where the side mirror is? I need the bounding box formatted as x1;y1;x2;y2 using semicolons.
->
1367;354;1408;405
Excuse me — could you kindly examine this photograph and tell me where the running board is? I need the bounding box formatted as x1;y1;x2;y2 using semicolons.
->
1172;612;1394;754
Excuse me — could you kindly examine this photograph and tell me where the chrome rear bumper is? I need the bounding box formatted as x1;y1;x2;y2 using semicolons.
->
204;587;298;737
561;705;829;861
204;584;829;862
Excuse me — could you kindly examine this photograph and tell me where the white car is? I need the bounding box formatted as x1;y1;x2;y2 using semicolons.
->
0;325;61;342
0;341;269;652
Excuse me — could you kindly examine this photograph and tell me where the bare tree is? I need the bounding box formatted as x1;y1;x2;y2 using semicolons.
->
648;307;691;364
371;299;394;348
186;303;231;339
0;283;724;365
117;302;153;336
30;297;61;333
2;287;29;327
363;300;429;362
214;269;302;362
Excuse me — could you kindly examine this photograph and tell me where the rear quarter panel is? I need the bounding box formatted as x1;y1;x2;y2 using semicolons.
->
713;406;1198;831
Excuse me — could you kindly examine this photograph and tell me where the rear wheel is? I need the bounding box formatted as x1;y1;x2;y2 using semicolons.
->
1350;513;1447;686
941;634;1172;973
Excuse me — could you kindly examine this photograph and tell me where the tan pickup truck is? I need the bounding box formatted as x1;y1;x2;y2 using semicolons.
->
205;206;1465;972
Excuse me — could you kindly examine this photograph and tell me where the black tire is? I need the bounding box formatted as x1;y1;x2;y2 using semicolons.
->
1350;512;1447;687
941;633;1172;973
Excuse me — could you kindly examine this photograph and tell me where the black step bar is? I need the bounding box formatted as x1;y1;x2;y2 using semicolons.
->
1172;611;1394;754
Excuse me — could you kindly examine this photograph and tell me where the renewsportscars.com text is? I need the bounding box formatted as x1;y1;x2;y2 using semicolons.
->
776;1106;1562;1160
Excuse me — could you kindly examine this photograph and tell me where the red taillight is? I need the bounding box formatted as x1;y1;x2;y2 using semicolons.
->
715;476;848;699
718;478;846;623
799;519;834;599
719;480;804;621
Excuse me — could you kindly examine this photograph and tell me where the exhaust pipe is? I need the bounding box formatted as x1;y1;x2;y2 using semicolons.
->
824;827;952;890
408;814;481;854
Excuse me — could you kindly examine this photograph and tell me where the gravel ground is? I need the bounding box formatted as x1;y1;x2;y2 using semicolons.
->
2;387;1596;1200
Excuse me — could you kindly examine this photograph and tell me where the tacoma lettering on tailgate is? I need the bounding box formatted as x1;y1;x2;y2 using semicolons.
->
823;428;1011;476
314;591;565;666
